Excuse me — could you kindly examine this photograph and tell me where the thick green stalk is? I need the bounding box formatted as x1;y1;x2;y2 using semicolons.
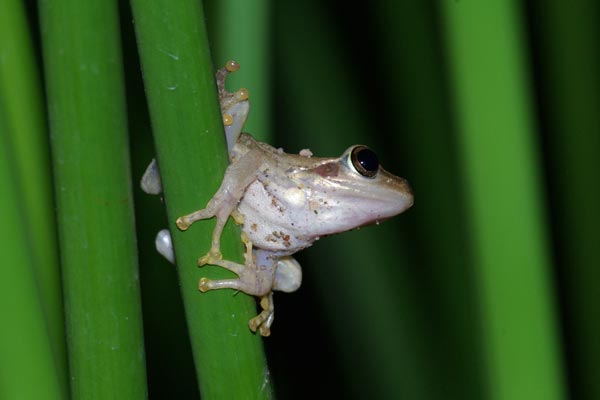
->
0;102;63;400
528;3;600;398
39;0;147;397
130;0;273;397
442;2;566;399
0;0;67;390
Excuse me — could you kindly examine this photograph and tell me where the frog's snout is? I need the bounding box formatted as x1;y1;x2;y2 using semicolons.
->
402;177;414;209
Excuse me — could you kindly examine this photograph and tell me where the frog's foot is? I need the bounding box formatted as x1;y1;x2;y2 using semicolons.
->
216;60;249;106
176;208;214;231
249;293;275;337
215;60;250;150
196;246;277;336
197;248;223;267
197;263;276;337
221;87;248;124
198;231;252;268
198;276;275;337
199;256;265;290
216;60;240;98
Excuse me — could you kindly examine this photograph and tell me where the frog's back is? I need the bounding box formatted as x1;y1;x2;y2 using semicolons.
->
231;133;330;170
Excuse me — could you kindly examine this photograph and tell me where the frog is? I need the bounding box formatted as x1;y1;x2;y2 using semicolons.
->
141;60;414;336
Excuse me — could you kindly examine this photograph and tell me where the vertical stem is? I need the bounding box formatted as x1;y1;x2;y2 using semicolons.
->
130;0;273;397
0;0;67;392
39;0;148;397
208;0;271;140
528;2;600;398
441;2;566;399
0;102;63;400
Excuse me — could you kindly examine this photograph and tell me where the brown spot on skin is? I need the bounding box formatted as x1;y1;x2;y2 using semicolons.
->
261;182;284;213
272;231;292;247
312;162;339;178
264;231;293;247
251;223;258;232
271;197;285;213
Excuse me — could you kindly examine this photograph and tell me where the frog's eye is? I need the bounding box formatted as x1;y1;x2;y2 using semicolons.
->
350;145;379;178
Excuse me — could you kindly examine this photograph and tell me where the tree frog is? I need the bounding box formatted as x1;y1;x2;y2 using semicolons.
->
141;61;414;336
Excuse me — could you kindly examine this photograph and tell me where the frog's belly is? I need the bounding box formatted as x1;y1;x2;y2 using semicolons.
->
236;180;316;253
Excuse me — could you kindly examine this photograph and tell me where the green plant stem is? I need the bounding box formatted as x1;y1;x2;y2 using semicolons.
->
130;0;272;398
441;2;566;399
529;3;600;398
207;0;271;140
0;102;63;400
0;0;67;392
39;0;147;397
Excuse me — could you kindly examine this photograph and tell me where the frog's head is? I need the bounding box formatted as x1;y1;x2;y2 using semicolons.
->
303;145;413;234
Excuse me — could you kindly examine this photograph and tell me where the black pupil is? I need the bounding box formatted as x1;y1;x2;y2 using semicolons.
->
353;147;379;176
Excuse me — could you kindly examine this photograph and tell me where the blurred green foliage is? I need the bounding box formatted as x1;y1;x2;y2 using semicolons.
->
1;0;598;399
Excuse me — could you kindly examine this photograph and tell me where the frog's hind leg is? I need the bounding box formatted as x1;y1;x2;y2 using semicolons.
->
198;260;277;337
198;271;275;337
198;236;276;296
199;271;276;337
249;293;275;337
198;243;278;336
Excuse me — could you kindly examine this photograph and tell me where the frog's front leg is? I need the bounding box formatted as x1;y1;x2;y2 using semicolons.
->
175;150;263;264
